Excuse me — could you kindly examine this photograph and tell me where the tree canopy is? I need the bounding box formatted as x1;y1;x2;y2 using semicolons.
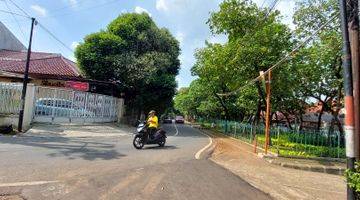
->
75;13;180;117
174;0;343;131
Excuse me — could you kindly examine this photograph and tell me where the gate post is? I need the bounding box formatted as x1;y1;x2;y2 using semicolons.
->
23;84;36;131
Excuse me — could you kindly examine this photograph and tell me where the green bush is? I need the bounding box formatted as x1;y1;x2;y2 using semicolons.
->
346;162;360;193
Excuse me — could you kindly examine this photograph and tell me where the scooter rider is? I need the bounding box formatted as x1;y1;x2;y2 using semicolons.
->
147;110;158;139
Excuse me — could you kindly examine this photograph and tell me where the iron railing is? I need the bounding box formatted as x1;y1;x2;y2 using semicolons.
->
198;118;345;159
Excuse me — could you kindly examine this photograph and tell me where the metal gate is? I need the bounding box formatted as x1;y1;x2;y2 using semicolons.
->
33;86;119;123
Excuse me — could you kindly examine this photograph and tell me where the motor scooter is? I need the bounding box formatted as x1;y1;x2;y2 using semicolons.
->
133;121;167;149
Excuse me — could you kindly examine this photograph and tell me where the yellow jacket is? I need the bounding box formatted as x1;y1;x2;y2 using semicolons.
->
147;116;158;128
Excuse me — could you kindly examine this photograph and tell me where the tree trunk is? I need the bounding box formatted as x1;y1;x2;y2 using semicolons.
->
284;113;293;130
213;92;230;121
317;104;325;131
299;115;304;131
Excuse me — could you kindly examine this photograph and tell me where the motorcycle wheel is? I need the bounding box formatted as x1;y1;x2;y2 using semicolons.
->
158;138;166;147
133;136;144;149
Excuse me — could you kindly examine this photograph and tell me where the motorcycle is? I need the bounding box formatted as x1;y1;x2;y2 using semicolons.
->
133;121;167;149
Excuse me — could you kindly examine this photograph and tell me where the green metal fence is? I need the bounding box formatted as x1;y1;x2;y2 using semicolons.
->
197;118;345;159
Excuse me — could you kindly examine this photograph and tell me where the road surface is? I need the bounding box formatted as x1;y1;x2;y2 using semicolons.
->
0;124;270;200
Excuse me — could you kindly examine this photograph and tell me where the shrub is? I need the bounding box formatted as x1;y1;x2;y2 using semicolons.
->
346;162;360;197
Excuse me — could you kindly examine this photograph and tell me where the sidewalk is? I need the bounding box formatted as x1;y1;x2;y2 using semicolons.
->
204;129;346;200
23;123;134;138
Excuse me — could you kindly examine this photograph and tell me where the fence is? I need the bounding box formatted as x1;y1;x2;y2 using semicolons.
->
34;86;120;123
198;118;345;159
0;82;124;129
0;83;22;114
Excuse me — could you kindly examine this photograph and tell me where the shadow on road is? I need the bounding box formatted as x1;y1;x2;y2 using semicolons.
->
143;145;178;150
0;135;126;161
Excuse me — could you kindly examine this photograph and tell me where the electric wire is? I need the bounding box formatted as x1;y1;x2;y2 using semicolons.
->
217;12;338;97
7;0;74;54
46;0;119;18
3;0;26;41
0;9;29;18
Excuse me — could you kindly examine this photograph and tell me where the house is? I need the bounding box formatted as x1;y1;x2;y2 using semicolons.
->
0;21;26;51
0;22;119;96
301;101;344;129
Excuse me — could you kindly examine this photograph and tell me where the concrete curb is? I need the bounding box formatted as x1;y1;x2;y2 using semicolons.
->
264;158;346;175
193;126;217;159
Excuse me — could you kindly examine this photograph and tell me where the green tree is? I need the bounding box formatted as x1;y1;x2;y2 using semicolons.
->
293;0;343;132
205;0;292;123
75;13;180;118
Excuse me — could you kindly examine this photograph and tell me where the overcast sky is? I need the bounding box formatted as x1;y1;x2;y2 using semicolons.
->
0;0;296;88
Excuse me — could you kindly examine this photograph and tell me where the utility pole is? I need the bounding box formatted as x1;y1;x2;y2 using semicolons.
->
348;0;360;160
264;70;272;154
18;17;36;132
339;0;355;199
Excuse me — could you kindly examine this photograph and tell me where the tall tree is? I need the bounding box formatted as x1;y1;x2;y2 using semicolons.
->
205;0;292;123
293;0;343;132
75;13;180;118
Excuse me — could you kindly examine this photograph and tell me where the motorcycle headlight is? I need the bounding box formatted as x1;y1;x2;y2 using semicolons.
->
137;127;143;132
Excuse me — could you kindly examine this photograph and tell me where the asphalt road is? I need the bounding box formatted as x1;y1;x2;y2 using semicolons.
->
0;124;270;200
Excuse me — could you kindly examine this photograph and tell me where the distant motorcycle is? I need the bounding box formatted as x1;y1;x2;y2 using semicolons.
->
133;121;167;149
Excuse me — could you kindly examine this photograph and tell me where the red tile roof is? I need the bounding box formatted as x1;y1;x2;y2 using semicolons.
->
0;50;81;78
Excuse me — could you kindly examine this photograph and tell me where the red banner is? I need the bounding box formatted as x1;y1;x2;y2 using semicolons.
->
65;81;89;91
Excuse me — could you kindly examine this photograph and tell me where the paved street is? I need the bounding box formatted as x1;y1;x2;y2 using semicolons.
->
0;124;270;200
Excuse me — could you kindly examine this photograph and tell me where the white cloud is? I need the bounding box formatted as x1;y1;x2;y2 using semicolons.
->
134;6;151;17
68;0;78;7
71;41;79;50
156;0;168;11
30;5;47;17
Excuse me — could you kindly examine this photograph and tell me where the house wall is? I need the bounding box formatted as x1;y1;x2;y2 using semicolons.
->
0;22;26;51
0;76;67;87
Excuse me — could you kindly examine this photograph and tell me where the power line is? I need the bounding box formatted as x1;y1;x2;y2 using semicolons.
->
37;22;74;53
7;0;31;18
265;0;280;18
217;12;338;97
47;0;89;13
0;9;29;18
6;0;74;54
3;0;27;41
46;0;119;19
260;0;267;9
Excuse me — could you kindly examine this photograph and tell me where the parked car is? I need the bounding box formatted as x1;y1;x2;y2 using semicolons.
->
162;117;173;124
175;116;185;123
35;98;94;117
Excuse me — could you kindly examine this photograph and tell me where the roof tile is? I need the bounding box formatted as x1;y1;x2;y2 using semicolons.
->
0;50;81;78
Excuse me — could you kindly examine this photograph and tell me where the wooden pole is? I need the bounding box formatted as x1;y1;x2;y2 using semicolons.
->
265;70;272;154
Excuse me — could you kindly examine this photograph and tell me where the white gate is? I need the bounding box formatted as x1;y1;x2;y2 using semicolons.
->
33;86;119;123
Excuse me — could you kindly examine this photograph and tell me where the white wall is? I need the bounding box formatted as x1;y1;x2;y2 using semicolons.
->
0;84;35;131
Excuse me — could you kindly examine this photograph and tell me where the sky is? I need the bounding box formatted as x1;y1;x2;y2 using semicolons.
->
0;0;296;88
